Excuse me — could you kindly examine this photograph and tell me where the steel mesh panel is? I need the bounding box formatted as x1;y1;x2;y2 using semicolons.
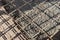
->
0;0;60;40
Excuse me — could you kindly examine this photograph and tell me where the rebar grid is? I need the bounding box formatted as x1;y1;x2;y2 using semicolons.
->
0;0;60;40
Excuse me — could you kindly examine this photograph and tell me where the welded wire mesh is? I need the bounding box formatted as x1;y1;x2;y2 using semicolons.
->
0;0;60;40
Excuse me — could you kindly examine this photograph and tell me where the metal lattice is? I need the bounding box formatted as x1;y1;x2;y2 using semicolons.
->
0;0;60;40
